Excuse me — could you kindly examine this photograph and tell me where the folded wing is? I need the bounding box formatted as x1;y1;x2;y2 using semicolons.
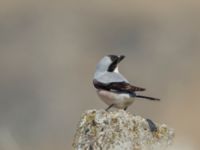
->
93;79;145;93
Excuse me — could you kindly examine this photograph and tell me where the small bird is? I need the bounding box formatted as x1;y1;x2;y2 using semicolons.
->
93;55;160;111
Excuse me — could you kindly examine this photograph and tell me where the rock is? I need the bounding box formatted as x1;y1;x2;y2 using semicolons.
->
73;109;175;150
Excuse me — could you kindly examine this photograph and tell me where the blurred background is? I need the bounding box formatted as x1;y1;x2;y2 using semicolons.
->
0;0;200;150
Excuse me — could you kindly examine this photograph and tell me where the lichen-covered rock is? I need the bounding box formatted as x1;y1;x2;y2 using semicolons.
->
73;109;174;150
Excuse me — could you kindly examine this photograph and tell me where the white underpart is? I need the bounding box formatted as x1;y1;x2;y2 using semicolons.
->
97;89;135;109
114;66;119;73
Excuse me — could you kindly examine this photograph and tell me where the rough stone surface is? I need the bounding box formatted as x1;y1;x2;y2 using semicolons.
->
73;109;175;150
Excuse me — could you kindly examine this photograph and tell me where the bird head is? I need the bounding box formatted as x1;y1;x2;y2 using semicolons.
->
95;55;125;74
107;55;125;72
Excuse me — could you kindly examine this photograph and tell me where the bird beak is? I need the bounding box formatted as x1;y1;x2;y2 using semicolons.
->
117;55;125;63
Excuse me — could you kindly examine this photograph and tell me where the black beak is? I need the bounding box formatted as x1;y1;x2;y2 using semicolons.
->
117;55;125;63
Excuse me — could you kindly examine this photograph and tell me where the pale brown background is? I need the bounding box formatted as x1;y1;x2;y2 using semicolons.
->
0;1;200;150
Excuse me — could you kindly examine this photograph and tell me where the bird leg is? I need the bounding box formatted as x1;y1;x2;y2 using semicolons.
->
105;104;114;111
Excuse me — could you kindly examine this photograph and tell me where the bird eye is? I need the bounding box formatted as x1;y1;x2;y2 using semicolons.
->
107;55;117;62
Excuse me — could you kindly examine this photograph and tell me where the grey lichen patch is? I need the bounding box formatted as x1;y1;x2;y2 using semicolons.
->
73;109;174;150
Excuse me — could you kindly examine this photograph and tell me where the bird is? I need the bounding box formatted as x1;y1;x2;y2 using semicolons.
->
93;54;160;111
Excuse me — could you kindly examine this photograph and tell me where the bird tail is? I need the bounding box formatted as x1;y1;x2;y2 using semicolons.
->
136;95;160;101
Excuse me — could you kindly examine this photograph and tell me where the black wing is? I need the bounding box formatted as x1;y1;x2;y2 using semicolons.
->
93;79;145;93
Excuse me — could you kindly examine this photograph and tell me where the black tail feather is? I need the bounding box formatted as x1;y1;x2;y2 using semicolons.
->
136;95;160;101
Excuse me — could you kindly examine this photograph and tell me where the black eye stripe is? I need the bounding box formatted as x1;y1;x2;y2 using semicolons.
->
107;59;118;72
107;55;119;72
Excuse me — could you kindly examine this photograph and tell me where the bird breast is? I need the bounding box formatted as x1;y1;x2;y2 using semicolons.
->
97;89;135;109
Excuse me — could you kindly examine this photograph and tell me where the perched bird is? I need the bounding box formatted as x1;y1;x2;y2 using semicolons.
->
93;55;160;111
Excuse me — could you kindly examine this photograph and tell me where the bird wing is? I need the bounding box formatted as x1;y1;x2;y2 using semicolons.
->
93;79;145;93
94;72;145;92
108;82;146;92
